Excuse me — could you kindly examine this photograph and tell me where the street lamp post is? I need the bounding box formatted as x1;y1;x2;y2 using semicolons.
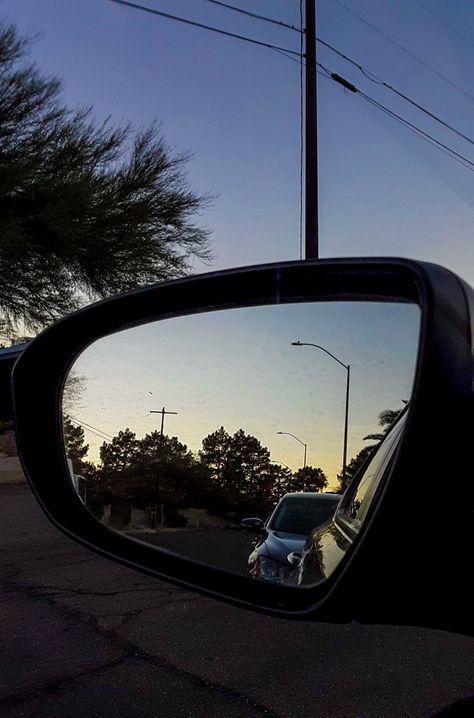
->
276;431;307;469
291;341;351;487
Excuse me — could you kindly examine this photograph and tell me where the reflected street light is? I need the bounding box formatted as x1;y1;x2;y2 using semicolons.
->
276;431;307;469
291;341;350;487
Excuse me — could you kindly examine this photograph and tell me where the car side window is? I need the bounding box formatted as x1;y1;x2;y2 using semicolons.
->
339;416;406;533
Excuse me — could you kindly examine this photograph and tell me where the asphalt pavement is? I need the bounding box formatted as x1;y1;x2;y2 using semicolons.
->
1;482;473;718
127;527;256;575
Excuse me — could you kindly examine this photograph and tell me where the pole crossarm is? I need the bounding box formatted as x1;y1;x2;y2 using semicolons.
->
150;406;178;433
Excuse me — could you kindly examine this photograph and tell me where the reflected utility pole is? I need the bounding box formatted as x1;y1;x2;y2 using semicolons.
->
305;0;318;259
150;406;178;527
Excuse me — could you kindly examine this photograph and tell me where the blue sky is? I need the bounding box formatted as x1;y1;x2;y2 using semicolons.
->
2;0;474;280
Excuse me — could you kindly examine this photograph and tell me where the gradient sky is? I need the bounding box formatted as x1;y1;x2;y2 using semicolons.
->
69;301;419;487
2;1;470;484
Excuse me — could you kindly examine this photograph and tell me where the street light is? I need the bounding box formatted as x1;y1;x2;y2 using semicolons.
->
291;341;350;487
276;431;307;469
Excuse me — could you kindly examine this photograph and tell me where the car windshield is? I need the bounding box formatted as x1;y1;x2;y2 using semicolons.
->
270;497;339;535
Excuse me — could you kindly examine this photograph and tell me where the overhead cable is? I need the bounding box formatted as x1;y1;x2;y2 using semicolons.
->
415;0;474;52
202;0;301;33
317;37;474;147
359;91;474;171
108;0;474;149
68;415;115;441
321;66;474;171
107;0;301;56
332;0;474;103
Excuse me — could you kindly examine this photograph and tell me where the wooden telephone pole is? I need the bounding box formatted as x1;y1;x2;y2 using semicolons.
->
149;406;177;527
305;0;318;260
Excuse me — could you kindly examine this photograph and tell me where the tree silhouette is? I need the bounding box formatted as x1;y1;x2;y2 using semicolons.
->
199;427;232;484
0;22;212;340
63;416;89;470
228;429;271;496
363;406;405;441
284;466;328;493
100;428;141;476
337;445;375;494
200;427;282;514
337;404;406;493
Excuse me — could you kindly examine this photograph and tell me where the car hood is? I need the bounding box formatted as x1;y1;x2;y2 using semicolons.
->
262;531;307;563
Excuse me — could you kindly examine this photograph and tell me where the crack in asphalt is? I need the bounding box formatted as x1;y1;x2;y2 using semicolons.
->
1;578;282;718
28;584;173;597
0;655;130;707
13;582;202;604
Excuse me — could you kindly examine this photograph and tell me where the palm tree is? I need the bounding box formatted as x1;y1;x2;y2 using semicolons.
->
363;404;407;441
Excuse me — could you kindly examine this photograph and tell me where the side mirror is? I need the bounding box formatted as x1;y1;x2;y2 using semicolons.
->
241;518;265;533
11;259;474;634
287;552;303;568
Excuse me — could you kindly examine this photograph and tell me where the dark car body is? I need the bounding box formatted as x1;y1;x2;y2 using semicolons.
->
246;492;340;584
297;414;407;587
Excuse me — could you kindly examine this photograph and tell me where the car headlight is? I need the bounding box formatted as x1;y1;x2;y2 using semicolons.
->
255;556;298;585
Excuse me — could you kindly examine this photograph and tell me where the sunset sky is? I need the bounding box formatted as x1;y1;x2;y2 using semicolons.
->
69;300;419;487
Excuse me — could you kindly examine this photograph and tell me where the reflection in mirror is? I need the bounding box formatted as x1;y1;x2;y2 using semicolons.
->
62;301;419;587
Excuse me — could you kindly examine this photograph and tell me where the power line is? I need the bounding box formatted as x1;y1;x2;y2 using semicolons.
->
68;415;115;441
415;0;474;52
359;91;474;171
317;36;383;82
70;416;112;440
202;0;301;33
317;37;474;147
107;0;301;56
109;0;474;151
272;48;305;64
332;0;474;104
321;66;474;171
108;0;307;260
70;422;111;442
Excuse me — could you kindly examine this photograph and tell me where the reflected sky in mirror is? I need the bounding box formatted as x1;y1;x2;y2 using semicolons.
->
65;301;419;488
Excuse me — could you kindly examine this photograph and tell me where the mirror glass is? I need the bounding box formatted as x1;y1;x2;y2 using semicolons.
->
62;301;419;587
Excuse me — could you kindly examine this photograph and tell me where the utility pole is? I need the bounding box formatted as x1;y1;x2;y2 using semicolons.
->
149;406;178;527
305;0;318;259
150;406;178;440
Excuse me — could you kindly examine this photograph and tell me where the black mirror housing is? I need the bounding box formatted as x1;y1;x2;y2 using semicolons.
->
11;259;473;635
241;518;265;533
